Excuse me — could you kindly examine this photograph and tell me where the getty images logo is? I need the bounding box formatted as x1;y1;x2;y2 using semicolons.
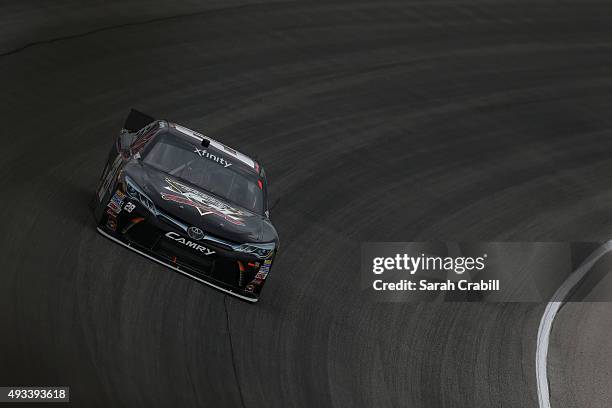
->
372;253;487;275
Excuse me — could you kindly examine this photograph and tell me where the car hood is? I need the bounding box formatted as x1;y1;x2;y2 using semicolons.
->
124;161;278;244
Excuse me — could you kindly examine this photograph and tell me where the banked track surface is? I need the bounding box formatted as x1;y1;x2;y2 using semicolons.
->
2;1;612;407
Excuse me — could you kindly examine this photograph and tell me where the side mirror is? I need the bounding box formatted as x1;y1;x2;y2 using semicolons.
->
118;129;135;152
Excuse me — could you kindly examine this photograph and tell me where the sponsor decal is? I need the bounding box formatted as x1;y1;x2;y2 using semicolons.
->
107;191;125;214
106;213;118;231
124;202;136;213
165;231;216;255
194;147;232;168
187;226;205;241
107;201;121;214
161;178;247;225
255;259;272;280
172;123;256;169
111;195;123;207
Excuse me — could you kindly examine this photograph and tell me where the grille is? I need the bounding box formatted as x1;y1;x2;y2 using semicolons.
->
155;238;215;276
121;218;245;289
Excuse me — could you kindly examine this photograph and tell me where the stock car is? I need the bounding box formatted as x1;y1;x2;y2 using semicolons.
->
92;110;279;302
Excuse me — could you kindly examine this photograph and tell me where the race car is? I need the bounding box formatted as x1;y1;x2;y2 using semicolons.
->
92;109;279;302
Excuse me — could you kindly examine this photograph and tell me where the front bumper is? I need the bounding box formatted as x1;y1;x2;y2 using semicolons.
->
96;194;274;302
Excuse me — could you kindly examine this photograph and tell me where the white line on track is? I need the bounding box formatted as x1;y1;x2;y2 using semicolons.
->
536;240;612;408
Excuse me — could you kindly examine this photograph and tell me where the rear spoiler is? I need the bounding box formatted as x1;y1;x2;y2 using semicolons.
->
123;109;156;132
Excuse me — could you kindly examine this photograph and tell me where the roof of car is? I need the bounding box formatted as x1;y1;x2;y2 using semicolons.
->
165;122;260;174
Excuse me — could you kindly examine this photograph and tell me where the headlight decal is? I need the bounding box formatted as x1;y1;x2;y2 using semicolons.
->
125;176;158;215
234;242;275;259
125;176;189;232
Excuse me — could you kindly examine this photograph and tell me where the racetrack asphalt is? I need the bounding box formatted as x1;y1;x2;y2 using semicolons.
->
1;1;612;407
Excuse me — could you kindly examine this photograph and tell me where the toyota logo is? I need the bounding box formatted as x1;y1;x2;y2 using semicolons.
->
187;226;205;240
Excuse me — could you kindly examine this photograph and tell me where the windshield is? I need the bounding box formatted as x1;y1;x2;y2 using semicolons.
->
142;132;264;214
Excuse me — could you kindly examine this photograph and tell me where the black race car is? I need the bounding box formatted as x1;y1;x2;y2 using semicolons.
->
92;110;279;302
